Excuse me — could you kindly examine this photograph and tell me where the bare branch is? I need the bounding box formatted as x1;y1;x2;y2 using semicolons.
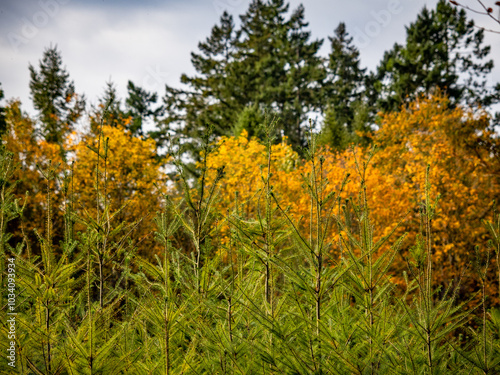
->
449;0;500;33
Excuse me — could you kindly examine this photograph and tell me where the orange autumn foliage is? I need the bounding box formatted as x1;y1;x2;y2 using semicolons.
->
206;94;499;304
373;94;499;302
2;100;68;250
3;93;498;305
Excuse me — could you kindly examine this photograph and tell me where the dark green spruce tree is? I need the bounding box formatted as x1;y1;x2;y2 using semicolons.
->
91;81;162;137
125;81;163;137
29;46;85;148
89;81;126;133
155;10;237;153
375;0;500;111
276;3;325;148
231;0;324;148
321;22;371;151
231;0;287;140
155;0;325;157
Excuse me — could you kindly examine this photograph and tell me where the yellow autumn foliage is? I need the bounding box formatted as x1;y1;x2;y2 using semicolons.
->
3;93;498;304
2;100;68;247
69;124;166;257
206;94;499;303
373;94;498;301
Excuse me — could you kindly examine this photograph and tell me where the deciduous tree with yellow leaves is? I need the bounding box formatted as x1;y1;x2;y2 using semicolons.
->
206;93;499;304
372;93;499;302
2;100;68;253
69;124;166;258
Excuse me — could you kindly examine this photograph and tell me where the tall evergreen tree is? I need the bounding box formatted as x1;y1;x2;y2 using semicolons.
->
231;0;324;147
29;46;85;145
278;3;325;147
125;81;163;137
321;22;371;150
155;0;324;156
89;81;127;133
154;10;237;152
375;0;500;111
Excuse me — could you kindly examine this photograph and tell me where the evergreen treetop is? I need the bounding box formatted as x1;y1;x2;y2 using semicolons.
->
29;45;85;146
321;22;371;150
125;80;163;137
375;0;500;111
156;0;324;157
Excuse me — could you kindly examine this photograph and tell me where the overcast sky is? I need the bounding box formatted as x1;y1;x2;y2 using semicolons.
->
1;0;500;127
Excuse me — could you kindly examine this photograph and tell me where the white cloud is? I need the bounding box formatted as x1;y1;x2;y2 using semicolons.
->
0;0;215;112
